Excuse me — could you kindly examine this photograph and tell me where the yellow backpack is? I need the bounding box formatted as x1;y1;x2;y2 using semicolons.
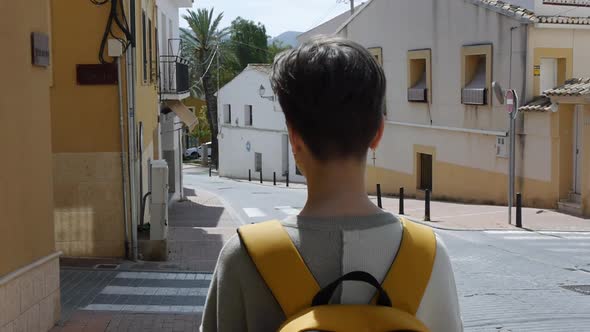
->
237;218;436;332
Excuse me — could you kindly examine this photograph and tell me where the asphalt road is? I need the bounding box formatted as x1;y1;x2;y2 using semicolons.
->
184;169;590;331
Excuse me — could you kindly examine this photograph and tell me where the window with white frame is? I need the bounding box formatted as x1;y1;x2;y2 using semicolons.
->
223;104;231;124
244;105;253;126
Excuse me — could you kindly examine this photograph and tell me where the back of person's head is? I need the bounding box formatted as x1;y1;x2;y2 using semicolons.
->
271;36;386;162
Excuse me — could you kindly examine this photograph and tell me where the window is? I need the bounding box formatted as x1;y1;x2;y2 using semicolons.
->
540;58;557;93
407;49;432;103
244;105;253;126
418;153;432;191
142;11;147;83
255;153;262;172
461;45;492;106
148;18;153;82
368;47;383;66
188;106;196;115
368;47;386;115
223;104;231;124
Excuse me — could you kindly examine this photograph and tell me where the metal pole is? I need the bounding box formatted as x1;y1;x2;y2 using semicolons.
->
286;172;289;187
516;192;522;228
376;184;382;208
248;169;251;182
399;187;404;215
273;172;276;186
116;57;130;259
259;170;263;184
424;189;431;221
508;90;519;225
350;0;355;14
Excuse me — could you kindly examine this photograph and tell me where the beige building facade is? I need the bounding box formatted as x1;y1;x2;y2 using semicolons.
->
331;0;590;217
1;1;61;330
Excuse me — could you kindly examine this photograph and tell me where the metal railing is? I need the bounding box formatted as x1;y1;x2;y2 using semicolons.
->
159;54;190;97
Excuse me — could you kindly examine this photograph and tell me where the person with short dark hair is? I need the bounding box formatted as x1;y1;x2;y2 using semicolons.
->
201;36;462;332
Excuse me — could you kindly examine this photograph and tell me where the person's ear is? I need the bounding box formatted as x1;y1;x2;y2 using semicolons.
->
287;125;304;155
369;117;384;150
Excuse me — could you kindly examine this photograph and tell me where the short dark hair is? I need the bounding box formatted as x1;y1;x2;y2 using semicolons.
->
271;36;386;161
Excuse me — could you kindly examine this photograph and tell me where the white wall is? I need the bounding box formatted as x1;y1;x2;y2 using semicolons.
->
337;0;535;179
156;0;184;56
217;67;306;183
533;0;590;16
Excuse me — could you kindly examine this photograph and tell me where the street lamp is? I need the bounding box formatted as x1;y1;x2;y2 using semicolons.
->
493;81;519;225
258;84;275;101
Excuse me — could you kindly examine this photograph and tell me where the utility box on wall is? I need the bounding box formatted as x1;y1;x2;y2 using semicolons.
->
150;160;169;241
496;136;508;158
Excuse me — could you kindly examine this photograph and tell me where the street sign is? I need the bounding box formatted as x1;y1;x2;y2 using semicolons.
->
506;90;515;114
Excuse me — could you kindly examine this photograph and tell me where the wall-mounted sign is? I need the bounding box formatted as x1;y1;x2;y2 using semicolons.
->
246;141;251;152
534;65;541;77
31;32;50;67
76;63;118;85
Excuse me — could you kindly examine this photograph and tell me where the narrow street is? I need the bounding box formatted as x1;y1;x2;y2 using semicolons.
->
183;167;590;331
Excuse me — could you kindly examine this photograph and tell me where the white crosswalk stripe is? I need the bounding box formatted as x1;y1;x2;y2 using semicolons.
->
243;207;267;218
483;230;590;257
101;286;209;296
116;271;212;280
83;304;203;313
275;206;301;215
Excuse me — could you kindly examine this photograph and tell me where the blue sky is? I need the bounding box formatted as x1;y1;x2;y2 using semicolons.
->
179;0;352;37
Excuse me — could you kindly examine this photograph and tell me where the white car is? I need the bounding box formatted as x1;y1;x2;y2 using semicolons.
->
184;142;212;159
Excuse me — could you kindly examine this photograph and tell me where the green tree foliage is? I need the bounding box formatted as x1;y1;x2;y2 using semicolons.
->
267;40;292;63
191;105;211;145
230;17;269;71
181;8;233;168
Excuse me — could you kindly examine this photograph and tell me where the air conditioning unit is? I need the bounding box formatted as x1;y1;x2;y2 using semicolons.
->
150;160;169;241
462;88;487;105
496;136;508;158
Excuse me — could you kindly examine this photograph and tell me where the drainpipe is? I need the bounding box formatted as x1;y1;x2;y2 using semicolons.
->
125;0;139;261
117;57;130;259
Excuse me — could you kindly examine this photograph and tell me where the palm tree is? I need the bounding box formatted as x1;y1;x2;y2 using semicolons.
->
181;8;232;168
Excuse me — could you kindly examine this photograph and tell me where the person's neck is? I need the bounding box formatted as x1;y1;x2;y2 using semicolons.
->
299;159;383;218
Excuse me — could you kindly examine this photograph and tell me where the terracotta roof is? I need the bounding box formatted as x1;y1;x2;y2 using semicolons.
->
519;96;553;112
471;0;590;25
247;63;272;75
544;78;590;96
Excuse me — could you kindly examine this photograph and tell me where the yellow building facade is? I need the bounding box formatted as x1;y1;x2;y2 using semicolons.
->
0;1;61;330
50;0;162;258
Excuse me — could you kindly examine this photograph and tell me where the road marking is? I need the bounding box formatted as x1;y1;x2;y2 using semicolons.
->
100;286;209;296
547;248;590;253
275;206;301;215
484;230;531;234
501;236;561;240
243;208;266;218
116;272;212;280
82;304;203;313
539;231;590;235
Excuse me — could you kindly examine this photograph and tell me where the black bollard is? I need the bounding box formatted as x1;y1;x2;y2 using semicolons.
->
377;184;382;209
286;172;289;187
424;189;431;221
273;172;276;186
399;187;405;215
516;192;522;228
209;165;212;177
249;169;251;182
259;170;263;184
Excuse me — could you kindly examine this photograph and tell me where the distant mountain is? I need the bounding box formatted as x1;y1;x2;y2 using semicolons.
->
268;31;301;48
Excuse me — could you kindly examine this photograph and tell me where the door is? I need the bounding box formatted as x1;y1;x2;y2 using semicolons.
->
419;153;433;191
573;106;583;194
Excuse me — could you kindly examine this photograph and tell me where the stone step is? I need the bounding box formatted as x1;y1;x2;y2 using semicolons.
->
557;200;583;217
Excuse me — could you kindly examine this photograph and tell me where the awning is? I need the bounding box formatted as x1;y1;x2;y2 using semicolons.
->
164;100;198;131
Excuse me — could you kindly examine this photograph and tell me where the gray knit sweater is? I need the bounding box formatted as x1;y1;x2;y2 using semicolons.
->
200;212;463;331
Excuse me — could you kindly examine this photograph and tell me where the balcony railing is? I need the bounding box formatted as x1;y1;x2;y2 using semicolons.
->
159;55;190;100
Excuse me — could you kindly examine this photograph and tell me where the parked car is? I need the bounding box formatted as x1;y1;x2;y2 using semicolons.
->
184;147;199;159
184;142;212;159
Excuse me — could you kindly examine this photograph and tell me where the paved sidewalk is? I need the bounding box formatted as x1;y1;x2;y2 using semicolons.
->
373;195;590;231
53;183;242;331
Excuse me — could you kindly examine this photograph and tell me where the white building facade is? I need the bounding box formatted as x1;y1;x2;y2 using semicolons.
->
156;0;196;200
299;0;590;215
218;65;306;183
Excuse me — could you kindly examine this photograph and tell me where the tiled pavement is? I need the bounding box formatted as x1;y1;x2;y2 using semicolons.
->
53;269;212;331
